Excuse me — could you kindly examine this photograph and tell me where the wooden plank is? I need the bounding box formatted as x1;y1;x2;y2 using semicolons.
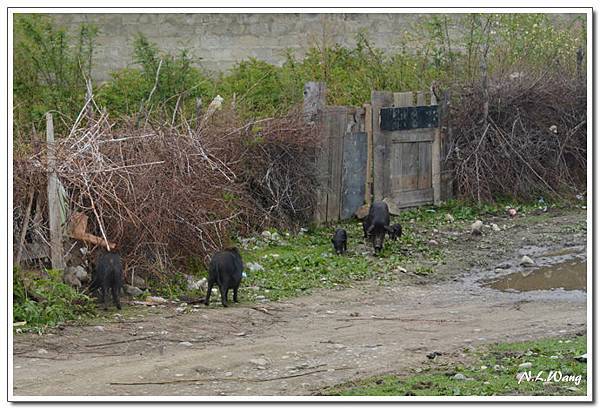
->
363;103;373;205
46;113;65;270
341;132;367;219
324;107;347;222
387;128;435;143
432;91;442;205
15;187;35;267
394;92;413;107
389;188;434;209
418;142;432;189
430;89;438;106
371;91;394;201
416;91;426;106
303;82;326;123
306;83;328;223
432;126;442;205
401;142;420;190
391;92;415;195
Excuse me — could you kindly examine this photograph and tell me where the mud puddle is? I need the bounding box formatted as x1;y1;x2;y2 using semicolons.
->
486;259;586;292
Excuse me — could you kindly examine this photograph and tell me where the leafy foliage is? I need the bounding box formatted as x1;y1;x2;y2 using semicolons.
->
14;14;585;133
13;269;96;331
13;14;97;138
96;33;214;124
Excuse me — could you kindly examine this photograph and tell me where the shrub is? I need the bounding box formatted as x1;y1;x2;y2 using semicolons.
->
13;269;96;330
96;33;214;125
13;14;97;139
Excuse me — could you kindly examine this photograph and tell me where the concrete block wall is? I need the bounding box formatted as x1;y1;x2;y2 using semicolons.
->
45;12;582;82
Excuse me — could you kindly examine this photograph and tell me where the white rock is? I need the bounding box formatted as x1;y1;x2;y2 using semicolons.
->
124;284;144;297
62;271;82;288
445;213;455;223
396;267;407;274
184;275;206;291
428;239;439;246
453;373;467;381
132;275;146;289
520;256;535;266
147;296;167;303
491;223;501;232
382;197;401;216
247;262;264;272
94;326;105;332
471;220;483;235
179;342;193;347
550;355;559;359
250;358;269;366
261;231;272;240
37;348;48;354
70;266;88;282
518;362;533;369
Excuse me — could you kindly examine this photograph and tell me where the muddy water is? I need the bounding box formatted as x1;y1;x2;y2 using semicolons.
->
487;259;586;292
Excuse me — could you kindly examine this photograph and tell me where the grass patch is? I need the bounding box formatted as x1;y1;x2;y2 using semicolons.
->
236;214;442;302
13;269;97;333
325;336;587;396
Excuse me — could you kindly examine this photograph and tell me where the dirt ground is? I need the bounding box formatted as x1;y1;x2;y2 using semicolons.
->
12;208;588;397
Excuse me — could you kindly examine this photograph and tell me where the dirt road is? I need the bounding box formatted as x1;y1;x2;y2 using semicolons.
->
12;210;587;397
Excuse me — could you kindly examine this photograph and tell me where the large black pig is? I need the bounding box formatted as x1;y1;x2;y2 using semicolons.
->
205;247;244;307
363;201;392;254
89;251;123;310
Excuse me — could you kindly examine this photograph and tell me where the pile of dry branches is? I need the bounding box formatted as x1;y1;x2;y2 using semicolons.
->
14;103;318;278
446;70;586;202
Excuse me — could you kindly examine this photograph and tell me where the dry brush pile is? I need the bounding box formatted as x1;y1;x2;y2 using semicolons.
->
13;103;319;278
447;70;587;202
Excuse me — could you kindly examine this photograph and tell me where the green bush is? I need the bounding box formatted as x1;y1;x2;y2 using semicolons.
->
13;14;97;139
13;269;96;331
217;58;295;119
96;33;214;124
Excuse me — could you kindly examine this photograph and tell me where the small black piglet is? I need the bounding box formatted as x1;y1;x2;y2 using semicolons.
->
331;228;348;255
388;223;402;241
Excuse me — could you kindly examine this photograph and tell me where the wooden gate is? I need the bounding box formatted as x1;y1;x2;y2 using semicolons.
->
314;106;367;224
370;90;441;209
306;83;447;224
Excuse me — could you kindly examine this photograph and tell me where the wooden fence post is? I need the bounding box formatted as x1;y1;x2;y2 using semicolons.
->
363;103;373;206
304;82;328;223
46;113;65;270
431;92;442;205
371;91;394;201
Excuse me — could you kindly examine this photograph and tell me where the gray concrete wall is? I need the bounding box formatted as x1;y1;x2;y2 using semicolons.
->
46;13;582;82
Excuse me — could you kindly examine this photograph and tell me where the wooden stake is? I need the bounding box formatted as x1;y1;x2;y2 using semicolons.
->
363;103;373;205
15;187;35;267
46;113;65;270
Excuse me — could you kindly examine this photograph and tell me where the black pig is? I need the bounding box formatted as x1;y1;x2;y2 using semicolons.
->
331;228;348;255
364;201;392;254
89;251;123;310
205;247;244;307
388;223;402;241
